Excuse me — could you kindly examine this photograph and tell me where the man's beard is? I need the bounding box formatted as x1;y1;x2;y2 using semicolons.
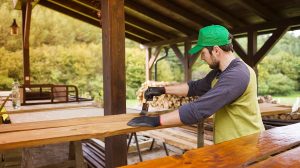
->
208;54;219;70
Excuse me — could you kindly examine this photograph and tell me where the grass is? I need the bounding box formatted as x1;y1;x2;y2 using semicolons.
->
273;91;300;106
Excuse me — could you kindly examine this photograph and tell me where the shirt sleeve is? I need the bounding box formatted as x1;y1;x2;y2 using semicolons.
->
187;70;217;97
179;67;250;125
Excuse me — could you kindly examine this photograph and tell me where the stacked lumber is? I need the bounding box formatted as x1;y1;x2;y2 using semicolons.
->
262;112;300;120
82;139;105;168
136;81;198;109
258;95;278;104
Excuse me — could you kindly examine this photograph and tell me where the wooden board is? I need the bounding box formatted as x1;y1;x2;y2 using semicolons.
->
259;103;291;116
121;123;300;168
4;101;95;114
8;107;103;123
249;146;300;168
0;111;181;151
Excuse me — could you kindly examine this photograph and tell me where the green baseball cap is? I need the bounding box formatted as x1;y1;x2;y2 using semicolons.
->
189;25;231;55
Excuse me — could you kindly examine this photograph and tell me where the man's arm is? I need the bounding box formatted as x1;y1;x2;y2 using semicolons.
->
165;83;189;97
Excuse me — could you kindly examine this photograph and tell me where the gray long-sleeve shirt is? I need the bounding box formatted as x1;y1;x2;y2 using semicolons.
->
178;58;251;125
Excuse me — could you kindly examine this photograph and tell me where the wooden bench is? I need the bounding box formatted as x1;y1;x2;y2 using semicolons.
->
20;84;80;105
121;122;300;168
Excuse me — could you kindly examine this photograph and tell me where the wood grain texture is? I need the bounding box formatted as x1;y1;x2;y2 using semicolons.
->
249;146;300;168
122;123;300;168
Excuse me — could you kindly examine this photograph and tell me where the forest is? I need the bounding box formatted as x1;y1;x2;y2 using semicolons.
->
0;0;299;102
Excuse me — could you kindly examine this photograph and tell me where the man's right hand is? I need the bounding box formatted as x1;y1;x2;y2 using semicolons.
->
144;87;166;101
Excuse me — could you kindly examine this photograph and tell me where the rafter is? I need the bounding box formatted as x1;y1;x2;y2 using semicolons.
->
125;0;194;36
152;0;209;28
125;14;175;39
38;1;149;43
189;0;246;27
48;0;98;21
125;24;163;42
237;0;281;21
71;0;176;40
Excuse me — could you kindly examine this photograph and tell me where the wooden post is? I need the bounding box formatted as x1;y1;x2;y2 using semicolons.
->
22;0;32;85
197;121;204;148
101;0;127;167
183;41;192;82
247;30;257;68
145;48;152;81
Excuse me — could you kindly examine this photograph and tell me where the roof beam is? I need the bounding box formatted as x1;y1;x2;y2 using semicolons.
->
125;0;195;36
39;0;100;27
38;1;147;43
72;0;176;40
189;0;246;27
48;0;98;21
152;0;209;28
236;0;281;21
125;14;175;39
144;16;300;47
125;24;163;42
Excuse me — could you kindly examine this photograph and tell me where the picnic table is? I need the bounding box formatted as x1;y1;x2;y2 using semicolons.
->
0;102;293;167
122;122;300;168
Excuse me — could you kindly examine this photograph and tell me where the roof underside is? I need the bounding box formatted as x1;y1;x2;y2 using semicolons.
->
35;0;300;46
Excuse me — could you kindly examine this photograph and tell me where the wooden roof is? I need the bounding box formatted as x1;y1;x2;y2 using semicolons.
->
26;0;300;46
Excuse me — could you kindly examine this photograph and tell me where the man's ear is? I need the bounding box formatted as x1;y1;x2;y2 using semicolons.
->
213;46;220;54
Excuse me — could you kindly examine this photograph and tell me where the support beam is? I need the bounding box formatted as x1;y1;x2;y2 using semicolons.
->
232;38;247;61
145;48;152;81
22;0;32;85
170;43;192;82
247;30;257;67
148;47;162;70
101;0;127;167
254;26;289;64
145;46;162;81
184;42;192;81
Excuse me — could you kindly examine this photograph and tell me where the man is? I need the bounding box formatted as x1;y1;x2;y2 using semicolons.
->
128;25;265;144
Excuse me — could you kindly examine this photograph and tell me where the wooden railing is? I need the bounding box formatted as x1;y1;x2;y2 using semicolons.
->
20;84;79;105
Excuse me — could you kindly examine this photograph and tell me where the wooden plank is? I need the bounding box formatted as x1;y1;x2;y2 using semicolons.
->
249;146;300;167
0;113;182;151
4;101;95;114
121;123;300;168
141;130;197;151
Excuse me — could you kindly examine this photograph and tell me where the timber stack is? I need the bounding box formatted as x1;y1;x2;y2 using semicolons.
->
136;81;198;109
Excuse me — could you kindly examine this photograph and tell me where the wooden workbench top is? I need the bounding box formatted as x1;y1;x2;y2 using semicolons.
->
122;123;300;168
0;109;176;151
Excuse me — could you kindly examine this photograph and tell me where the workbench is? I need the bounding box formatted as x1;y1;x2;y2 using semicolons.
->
0;102;292;167
122;122;300;168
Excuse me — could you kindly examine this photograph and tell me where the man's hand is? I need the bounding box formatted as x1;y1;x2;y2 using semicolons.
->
144;87;165;101
127;116;160;127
